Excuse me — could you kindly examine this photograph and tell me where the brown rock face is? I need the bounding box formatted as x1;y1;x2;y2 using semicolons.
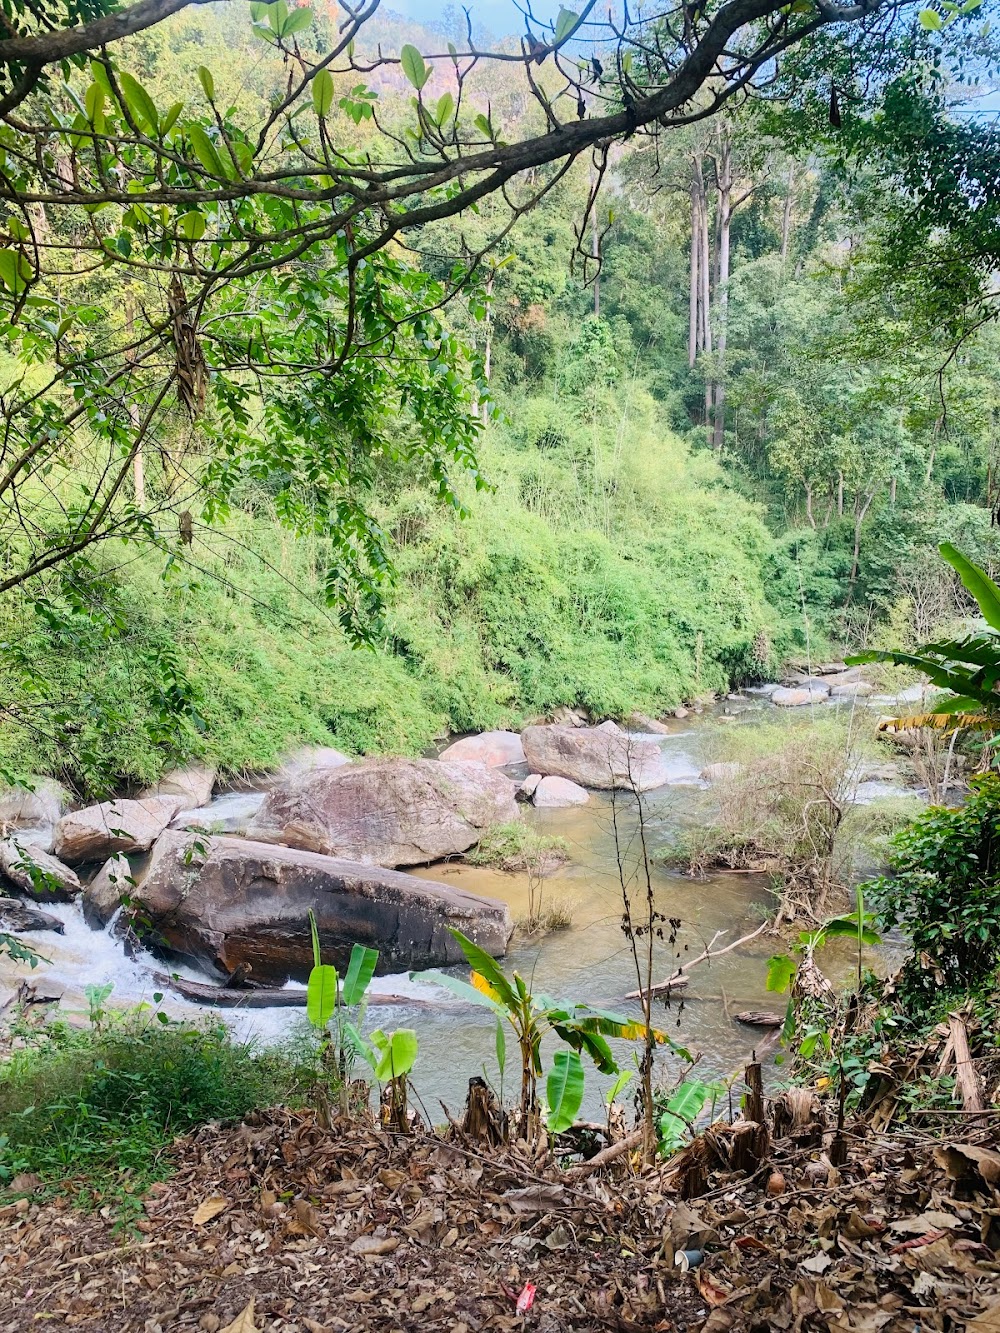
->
54;796;182;865
438;731;526;767
247;759;519;867
0;838;81;902
771;686;824;707
130;832;514;983
532;776;590;808
520;722;671;792
82;853;135;928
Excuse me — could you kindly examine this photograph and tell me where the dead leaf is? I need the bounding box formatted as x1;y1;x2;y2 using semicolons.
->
349;1234;399;1257
192;1196;229;1226
888;1210;959;1234
219;1299;259;1333
800;1252;832;1274
935;1143;1000;1189
696;1270;732;1307
502;1184;566;1214
967;1299;1000;1332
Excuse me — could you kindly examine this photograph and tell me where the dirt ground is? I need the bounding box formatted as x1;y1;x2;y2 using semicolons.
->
3;1107;1000;1332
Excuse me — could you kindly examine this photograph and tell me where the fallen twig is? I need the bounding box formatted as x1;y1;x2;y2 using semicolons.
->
626;922;769;1000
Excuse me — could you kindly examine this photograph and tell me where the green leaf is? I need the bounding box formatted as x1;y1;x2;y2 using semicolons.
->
435;91;454;126
766;953;797;993
554;7;578;41
447;929;518;1010
495;1016;506;1076
177;210;206;241
418;968;505;1015
84;82;105;125
658;1079;712;1154
371;1028;418;1081
308;907;321;971
306;963;338;1028
187;123;226;177
197;66;215;100
606;1069;633;1106
118;71;159;134
821;916;881;946
161;101;184;134
312;67;334;118
343;1019;376;1071
401;44;430;91
342;943;379;1006
281;6;314;37
939;543;1000;632
90;61;114;98
546;1049;584;1134
0;249;30;295
919;7;944;27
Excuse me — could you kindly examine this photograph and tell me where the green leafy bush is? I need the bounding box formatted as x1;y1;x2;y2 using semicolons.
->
864;774;1000;1006
0;1016;297;1197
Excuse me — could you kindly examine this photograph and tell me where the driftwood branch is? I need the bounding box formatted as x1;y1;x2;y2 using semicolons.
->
949;1012;984;1113
626;921;769;1000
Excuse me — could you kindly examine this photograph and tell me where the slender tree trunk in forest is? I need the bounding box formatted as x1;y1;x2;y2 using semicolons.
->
481;270;494;425
780;163;795;262
712;137;733;450
890;473;896;505
805;481;815;529
590;164;601;318
850;490;876;584
693;155;713;430
688;179;700;368
837;470;844;517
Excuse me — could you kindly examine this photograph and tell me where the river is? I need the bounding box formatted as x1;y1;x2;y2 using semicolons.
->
0;696;914;1117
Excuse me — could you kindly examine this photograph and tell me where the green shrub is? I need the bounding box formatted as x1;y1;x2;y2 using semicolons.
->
466;820;568;873
0;1015;298;1197
864;774;1000;1006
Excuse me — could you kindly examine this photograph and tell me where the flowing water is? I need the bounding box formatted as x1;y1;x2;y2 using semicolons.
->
0;699;915;1116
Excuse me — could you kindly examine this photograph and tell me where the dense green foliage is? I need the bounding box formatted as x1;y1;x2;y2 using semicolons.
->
865;775;1000;1005
0;1014;299;1200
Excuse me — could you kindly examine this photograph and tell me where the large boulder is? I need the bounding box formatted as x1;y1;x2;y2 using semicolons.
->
128;832;514;984
532;776;590;808
520;721;671;791
0;778;66;854
830;681;874;699
0;838;81;901
54;796;182;865
438;731;526;767
82;853;135;929
772;686;827;707
145;764;217;811
276;746;352;783
247;759;518;867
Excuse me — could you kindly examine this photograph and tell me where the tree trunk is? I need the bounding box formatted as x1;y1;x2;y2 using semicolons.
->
592;191;601;319
481;270;494;426
688;179;700;368
850;491;876;584
780;163;795;262
837;470;844;517
712;135;732;450
804;481;815;529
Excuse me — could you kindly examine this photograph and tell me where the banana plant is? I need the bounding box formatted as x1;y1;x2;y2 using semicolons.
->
305;911;380;1111
422;928;685;1138
346;1025;419;1132
847;542;1000;736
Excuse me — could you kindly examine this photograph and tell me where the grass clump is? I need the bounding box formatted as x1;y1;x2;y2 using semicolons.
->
466;820;569;874
0;1012;300;1206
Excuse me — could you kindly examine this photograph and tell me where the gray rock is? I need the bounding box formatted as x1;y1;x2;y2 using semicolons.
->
628;712;672;735
520;721;671;791
551;706;588;728
248;759;519;867
171;791;266;836
520;773;542;799
128;831;514;985
0;838;81;902
145;764;217;811
54;796;182;865
829;681;874;699
82;853;135;929
0;779;64;831
532;775;590;808
0;896;64;934
438;731;526;767
772;686;828;707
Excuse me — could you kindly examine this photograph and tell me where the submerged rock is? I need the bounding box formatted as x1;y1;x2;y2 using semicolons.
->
129;831;514;984
0;838;81;901
532;775;590;808
54;796;182;865
521;721;671;791
247;759;519;867
144;764;217;811
438;731;526;767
